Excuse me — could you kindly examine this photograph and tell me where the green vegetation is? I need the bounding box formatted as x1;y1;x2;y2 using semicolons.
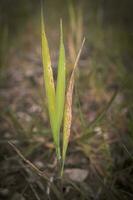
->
0;0;133;199
41;8;85;175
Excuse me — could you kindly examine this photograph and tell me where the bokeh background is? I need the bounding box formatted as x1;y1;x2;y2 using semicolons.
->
0;0;133;199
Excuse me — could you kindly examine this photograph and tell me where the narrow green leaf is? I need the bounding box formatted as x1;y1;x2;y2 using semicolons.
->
41;10;56;141
61;38;85;175
54;20;66;159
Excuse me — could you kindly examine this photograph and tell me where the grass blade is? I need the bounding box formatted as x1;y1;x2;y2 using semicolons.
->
41;10;57;144
61;38;85;175
68;0;76;34
78;90;118;141
55;20;66;159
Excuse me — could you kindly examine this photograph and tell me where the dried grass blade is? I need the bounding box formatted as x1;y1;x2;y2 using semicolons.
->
61;38;85;175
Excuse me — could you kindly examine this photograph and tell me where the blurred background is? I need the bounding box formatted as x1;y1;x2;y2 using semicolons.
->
0;0;133;199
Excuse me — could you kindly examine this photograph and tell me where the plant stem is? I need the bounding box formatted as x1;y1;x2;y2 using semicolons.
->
56;145;61;161
60;160;64;177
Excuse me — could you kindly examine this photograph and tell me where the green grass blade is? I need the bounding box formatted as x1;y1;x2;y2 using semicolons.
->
41;10;56;141
61;38;85;175
54;20;66;159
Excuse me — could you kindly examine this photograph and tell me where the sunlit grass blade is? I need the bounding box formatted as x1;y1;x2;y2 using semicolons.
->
61;38;85;175
54;20;66;159
41;10;56;143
